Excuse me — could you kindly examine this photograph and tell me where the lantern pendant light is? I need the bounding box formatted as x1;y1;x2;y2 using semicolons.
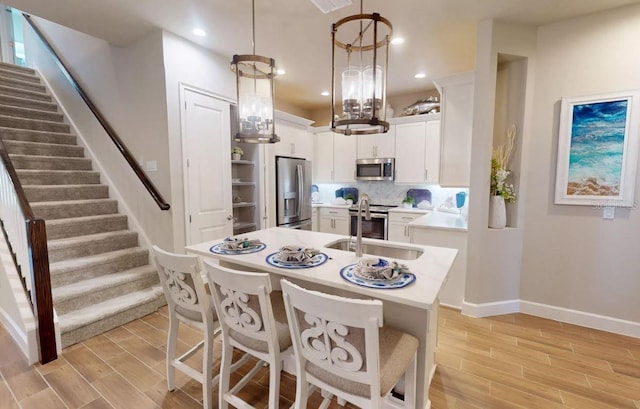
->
331;0;392;135
231;0;279;143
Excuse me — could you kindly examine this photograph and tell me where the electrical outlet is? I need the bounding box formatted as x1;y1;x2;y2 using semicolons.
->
603;206;615;220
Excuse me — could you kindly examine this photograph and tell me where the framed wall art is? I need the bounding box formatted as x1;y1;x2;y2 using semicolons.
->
554;89;640;207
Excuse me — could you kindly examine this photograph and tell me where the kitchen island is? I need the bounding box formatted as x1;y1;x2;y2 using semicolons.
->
186;227;457;409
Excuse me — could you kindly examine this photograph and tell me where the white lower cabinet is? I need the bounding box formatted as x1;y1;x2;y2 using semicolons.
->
410;226;467;308
312;207;319;232
318;207;350;235
388;211;427;243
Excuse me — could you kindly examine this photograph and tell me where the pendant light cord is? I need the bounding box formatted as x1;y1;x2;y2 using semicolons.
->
252;0;256;55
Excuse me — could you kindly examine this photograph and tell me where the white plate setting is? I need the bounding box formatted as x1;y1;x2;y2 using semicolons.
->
209;240;266;255
340;258;416;289
265;246;328;269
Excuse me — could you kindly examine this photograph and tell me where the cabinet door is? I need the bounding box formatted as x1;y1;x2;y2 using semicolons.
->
439;75;474;186
388;222;408;242
333;217;350;235
313;132;334;182
357;134;376;158
273;121;294;157
333;134;357;182
425;119;441;184
395;122;426;183
374;127;396;158
319;216;333;233
291;124;314;160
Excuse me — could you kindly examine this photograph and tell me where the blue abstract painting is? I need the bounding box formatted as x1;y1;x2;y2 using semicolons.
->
567;100;628;196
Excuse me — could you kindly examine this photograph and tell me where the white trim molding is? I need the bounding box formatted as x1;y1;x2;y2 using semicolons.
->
461;299;640;338
520;300;640;339
461;299;520;317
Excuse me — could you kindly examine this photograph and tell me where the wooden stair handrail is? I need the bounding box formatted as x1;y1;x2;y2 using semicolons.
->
23;14;170;211
0;139;56;364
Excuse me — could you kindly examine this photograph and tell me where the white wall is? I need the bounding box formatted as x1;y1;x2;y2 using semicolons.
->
23;18;173;250
161;31;237;252
520;5;640;324
465;20;537;313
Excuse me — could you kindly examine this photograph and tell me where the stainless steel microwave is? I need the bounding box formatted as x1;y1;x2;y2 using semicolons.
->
355;158;395;181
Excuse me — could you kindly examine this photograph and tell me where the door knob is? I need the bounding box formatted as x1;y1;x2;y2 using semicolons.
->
227;215;233;221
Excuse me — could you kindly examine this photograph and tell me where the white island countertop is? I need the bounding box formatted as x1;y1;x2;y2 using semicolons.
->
185;227;457;310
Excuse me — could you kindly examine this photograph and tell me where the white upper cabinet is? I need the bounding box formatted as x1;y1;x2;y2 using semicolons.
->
433;71;474;187
394;116;441;184
273;112;314;160
313;130;356;183
357;127;396;158
313;131;334;182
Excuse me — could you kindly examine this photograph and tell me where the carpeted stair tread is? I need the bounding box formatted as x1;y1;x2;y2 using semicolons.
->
31;198;118;220
0;84;51;102
16;169;100;185
3;139;83;157
0;62;162;348
52;265;158;309
0;127;76;145
47;229;138;263
0;95;57;112
49;247;149;287
0;68;41;83
23;184;108;202
0;62;35;74
58;285;164;335
9;154;92;170
0;104;64;122
0;76;46;93
46;213;128;239
0;114;69;133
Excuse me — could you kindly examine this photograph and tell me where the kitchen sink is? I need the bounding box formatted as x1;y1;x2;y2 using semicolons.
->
324;239;423;260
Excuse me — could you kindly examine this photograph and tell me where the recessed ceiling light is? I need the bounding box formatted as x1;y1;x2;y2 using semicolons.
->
321;91;330;96
192;28;206;37
414;72;427;79
391;37;405;45
276;68;286;75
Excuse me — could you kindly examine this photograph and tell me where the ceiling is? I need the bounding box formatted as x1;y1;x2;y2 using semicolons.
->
7;0;640;111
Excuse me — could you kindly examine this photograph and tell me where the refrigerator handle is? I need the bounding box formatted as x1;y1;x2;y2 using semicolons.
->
296;163;304;217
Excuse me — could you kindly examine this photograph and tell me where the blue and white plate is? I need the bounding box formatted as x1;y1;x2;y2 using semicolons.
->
265;252;328;269
340;264;416;289
209;242;266;255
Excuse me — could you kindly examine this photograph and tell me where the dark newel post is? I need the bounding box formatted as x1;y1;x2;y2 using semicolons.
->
28;219;57;364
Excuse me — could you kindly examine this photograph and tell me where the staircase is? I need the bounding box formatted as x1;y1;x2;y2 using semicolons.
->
0;62;165;348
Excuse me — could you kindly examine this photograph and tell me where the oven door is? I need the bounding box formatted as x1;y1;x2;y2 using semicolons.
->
349;213;388;240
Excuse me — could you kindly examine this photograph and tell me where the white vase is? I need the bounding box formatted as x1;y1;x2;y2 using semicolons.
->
232;153;241;161
489;195;507;229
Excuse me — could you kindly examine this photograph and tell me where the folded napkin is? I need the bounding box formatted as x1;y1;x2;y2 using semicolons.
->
221;237;262;250
276;245;320;263
354;257;409;280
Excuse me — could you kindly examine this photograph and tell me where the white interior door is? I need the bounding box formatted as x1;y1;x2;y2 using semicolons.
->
182;89;232;244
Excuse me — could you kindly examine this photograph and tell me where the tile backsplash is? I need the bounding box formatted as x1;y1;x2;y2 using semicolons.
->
314;182;470;213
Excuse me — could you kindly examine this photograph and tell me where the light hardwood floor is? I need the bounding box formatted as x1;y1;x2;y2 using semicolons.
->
1;306;639;408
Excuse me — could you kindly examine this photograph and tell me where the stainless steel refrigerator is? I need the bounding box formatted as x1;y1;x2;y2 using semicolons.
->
276;156;312;230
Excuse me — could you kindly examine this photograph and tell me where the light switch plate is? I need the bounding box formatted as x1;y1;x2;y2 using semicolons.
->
145;160;158;172
603;206;615;219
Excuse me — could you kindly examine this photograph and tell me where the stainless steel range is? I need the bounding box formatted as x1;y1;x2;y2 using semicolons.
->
348;204;397;240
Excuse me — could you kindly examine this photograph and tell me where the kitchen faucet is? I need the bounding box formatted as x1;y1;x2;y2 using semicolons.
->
356;193;371;257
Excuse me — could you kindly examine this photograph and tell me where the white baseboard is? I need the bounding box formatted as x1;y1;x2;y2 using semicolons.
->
520;300;640;338
461;299;520;317
459;299;640;338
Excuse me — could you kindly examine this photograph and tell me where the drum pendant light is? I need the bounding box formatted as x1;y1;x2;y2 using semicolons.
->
231;0;279;143
331;0;392;135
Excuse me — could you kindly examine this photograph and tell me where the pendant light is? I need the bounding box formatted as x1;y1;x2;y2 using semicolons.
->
231;0;279;143
331;0;392;135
